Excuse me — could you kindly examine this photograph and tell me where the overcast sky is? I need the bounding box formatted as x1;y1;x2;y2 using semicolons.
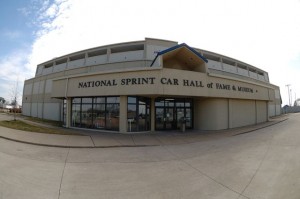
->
0;0;299;106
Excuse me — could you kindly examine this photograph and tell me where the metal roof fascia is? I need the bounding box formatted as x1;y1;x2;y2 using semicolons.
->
150;43;208;67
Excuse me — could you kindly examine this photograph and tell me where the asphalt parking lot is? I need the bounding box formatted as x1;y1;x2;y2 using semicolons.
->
0;113;299;199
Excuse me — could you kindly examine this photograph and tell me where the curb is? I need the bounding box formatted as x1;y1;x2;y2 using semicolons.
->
233;118;288;136
0;117;288;148
0;134;159;148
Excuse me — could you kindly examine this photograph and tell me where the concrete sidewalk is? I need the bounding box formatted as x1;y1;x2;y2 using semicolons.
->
0;113;288;148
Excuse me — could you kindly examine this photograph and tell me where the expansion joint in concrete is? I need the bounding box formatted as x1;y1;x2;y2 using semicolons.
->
58;148;70;199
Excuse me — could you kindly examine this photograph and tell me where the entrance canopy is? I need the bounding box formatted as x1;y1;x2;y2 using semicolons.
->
151;43;208;72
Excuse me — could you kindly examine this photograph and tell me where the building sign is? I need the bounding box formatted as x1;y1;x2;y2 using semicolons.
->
78;77;255;93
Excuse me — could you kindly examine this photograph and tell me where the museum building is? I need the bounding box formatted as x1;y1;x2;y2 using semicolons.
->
22;38;281;133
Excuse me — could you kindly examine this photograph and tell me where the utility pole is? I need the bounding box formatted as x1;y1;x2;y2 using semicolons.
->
290;89;292;106
286;84;291;106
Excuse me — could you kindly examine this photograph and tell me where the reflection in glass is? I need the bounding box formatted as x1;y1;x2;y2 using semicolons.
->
165;101;174;107
155;108;164;130
94;97;105;103
127;96;151;132
155;101;164;106
176;102;184;107
106;104;119;130
127;104;137;131
81;104;93;128
176;108;184;129
82;98;93;103
165;107;174;129
72;104;81;127
185;101;191;107
185;108;192;128
93;104;105;129
71;97;120;131
107;97;120;103
128;97;137;104
72;98;81;103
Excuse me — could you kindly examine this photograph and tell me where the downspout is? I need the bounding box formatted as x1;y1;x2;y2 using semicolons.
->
64;78;69;127
64;78;69;99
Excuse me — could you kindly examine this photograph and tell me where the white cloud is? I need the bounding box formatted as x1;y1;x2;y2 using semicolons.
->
18;7;31;16
3;0;300;105
0;50;31;102
2;30;22;40
0;51;33;80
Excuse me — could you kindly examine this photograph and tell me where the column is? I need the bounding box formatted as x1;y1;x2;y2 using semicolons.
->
66;98;72;128
266;101;270;121
119;96;128;133
228;99;232;128
150;97;155;132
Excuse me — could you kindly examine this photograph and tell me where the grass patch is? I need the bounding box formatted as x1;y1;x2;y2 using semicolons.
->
0;120;80;135
24;117;63;127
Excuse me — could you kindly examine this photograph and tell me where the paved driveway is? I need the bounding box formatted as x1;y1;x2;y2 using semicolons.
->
0;113;300;199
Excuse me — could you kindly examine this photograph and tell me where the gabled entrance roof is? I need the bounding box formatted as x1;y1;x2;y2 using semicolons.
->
150;43;208;67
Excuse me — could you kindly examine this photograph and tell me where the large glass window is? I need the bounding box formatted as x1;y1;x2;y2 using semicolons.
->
106;103;120;131
127;96;151;132
93;103;105;129
107;97;120;103
81;103;93;128
71;96;120;131
72;98;81;127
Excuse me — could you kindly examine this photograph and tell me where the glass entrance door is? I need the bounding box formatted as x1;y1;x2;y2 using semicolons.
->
155;107;175;130
185;108;192;128
155;98;193;131
165;107;174;129
155;107;164;130
176;107;184;129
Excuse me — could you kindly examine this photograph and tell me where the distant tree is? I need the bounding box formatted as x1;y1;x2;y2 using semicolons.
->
10;78;21;121
294;98;300;107
0;97;5;104
11;98;17;106
0;97;5;108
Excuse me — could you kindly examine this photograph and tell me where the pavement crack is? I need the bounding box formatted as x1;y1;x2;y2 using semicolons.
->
153;135;165;145
130;135;136;145
161;145;246;198
58;148;70;199
238;137;273;198
89;136;96;147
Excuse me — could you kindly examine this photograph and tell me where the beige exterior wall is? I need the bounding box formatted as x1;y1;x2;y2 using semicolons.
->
229;99;256;128
268;102;276;117
43;103;62;121
22;103;31;116
30;102;38;117
22;76;63;121
194;98;229;130
256;100;267;123
194;98;268;131
268;87;281;117
52;68;272;101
